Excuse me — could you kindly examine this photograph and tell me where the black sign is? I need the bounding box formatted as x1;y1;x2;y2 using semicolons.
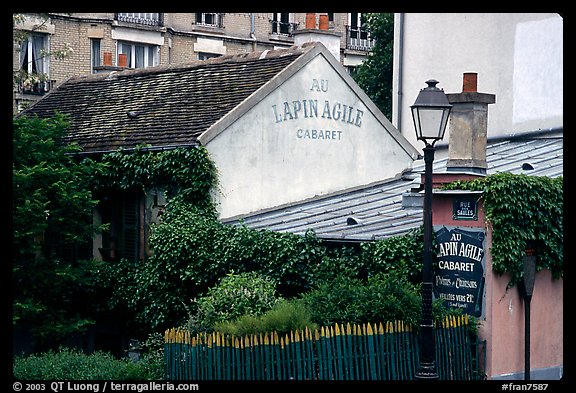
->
452;197;478;221
434;226;486;317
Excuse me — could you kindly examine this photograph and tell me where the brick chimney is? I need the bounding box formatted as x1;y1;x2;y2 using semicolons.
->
293;13;341;61
445;73;496;174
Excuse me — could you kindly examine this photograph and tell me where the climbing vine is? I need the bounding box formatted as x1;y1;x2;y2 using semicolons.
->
90;145;218;210
442;173;563;288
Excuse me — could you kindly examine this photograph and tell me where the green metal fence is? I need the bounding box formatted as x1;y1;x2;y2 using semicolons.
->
165;315;485;380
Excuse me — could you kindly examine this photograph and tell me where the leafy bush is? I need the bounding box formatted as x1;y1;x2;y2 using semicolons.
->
187;272;279;334
359;226;424;285
13;347;157;380
213;299;317;336
301;271;423;327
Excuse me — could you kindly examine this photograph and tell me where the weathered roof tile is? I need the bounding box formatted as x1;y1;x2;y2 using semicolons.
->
20;45;312;154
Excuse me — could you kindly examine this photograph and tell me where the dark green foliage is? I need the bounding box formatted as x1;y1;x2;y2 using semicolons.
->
91;145;217;209
118;195;427;332
359;226;424;284
12;347;158;380
301;271;423;327
13;113;102;260
442;173;563;288
351;13;395;119
13;114;108;342
136;332;167;380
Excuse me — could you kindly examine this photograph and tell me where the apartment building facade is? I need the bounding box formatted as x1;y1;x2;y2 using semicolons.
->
13;12;374;113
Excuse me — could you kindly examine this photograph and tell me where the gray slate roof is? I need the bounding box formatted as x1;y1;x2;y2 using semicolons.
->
20;45;311;154
224;130;563;242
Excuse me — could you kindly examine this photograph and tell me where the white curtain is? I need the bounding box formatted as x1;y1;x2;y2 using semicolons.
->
32;35;44;73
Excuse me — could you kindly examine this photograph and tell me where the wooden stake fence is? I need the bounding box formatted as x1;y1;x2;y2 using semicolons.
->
165;315;483;380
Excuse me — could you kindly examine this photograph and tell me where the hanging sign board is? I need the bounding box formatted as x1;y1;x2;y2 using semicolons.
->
433;226;486;318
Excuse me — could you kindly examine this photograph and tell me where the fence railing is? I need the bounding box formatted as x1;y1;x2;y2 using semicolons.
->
164;315;484;380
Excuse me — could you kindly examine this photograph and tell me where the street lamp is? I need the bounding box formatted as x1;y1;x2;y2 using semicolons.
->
411;79;452;380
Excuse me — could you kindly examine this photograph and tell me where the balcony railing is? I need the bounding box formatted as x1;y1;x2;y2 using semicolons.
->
116;13;163;27
346;26;374;51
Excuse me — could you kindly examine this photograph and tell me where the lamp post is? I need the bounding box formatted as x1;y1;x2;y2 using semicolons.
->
411;79;452;380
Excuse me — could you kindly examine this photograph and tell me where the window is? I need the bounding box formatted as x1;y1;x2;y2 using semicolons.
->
18;33;48;76
272;13;294;36
17;33;50;94
195;13;222;27
91;38;101;73
349;13;368;40
347;13;373;51
117;41;159;69
98;191;142;262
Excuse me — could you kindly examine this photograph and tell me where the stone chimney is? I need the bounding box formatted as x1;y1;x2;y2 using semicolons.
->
445;73;496;174
293;13;342;61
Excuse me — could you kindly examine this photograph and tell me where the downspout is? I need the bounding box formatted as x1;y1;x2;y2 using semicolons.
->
395;12;405;133
250;13;257;52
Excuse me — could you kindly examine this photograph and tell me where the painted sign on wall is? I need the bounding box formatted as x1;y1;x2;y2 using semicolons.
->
270;78;364;141
433;226;486;318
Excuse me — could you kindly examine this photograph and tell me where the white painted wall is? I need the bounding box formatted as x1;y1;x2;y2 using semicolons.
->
204;53;417;219
393;13;563;150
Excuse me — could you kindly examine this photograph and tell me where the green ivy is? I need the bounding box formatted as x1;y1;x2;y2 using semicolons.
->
442;173;563;288
91;145;218;209
359;226;424;284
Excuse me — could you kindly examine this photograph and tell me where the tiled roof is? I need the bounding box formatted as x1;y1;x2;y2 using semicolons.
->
224;130;563;242
20;45;312;154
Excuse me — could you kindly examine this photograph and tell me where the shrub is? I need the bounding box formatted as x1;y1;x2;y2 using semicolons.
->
187;271;279;334
301;271;423;327
12;347;156;380
214;298;317;336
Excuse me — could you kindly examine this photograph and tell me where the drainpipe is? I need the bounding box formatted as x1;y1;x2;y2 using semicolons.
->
250;13;257;51
395;12;405;132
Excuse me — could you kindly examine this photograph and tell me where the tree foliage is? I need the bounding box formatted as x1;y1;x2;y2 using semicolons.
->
90;146;217;209
13;113;106;342
351;13;395;119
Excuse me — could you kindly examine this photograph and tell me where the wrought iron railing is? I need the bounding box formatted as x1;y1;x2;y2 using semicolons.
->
116;13;163;26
